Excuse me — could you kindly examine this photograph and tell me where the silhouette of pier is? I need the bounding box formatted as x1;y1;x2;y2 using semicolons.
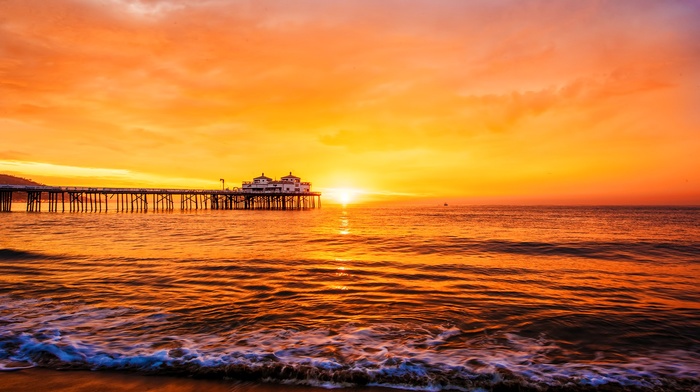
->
0;186;321;212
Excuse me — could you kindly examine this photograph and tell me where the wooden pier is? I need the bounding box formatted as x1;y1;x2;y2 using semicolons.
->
0;185;321;213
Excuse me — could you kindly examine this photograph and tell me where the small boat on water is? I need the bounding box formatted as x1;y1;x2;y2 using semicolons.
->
444;202;448;206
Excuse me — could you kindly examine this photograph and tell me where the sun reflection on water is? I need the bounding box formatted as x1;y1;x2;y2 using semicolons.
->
336;267;349;277
339;210;350;235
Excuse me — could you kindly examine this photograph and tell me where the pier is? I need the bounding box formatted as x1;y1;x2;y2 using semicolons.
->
0;186;321;213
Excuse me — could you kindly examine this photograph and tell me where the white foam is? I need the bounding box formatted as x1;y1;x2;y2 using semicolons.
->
0;361;34;371
0;299;698;390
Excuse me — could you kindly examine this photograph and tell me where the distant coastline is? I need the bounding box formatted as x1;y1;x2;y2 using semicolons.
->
0;174;43;187
0;174;44;201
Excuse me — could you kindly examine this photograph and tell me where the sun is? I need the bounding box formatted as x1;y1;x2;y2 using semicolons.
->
338;190;353;205
327;187;361;205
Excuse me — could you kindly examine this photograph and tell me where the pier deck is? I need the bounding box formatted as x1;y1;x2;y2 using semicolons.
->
0;185;321;212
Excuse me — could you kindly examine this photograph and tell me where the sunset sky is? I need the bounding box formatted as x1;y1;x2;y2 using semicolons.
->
1;0;698;204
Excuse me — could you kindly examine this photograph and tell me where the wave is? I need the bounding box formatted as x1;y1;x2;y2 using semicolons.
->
315;236;700;263
0;249;60;260
1;326;698;391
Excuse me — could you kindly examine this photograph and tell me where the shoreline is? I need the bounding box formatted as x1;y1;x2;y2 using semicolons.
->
0;368;397;392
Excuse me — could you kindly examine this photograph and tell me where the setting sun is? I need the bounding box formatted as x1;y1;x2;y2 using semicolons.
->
325;188;358;205
339;191;353;205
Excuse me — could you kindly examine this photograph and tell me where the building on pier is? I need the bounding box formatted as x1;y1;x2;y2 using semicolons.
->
241;172;311;193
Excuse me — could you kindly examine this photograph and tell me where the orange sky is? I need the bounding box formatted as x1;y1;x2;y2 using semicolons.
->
1;0;698;204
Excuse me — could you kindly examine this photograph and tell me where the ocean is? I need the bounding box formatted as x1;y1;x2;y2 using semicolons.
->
1;205;699;391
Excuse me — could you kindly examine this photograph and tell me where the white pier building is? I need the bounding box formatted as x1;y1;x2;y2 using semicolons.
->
241;172;312;193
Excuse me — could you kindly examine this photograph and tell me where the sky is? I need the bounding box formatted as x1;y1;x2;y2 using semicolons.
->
1;0;699;204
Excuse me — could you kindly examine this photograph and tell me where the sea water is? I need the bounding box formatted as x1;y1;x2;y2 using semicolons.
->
1;206;698;390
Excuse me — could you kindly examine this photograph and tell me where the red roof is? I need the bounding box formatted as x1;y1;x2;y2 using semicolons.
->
281;171;300;179
253;173;272;180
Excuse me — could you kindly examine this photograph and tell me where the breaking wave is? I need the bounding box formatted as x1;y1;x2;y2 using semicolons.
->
1;321;699;391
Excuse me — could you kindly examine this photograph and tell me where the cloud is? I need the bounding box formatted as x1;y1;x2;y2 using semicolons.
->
0;0;698;202
0;160;131;178
0;159;215;188
319;129;425;153
459;66;676;132
0;150;29;160
101;0;187;17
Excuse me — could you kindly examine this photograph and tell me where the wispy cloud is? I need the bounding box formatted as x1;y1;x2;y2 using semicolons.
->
0;160;214;188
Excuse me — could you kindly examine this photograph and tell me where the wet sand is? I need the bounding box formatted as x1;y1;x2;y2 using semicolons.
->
0;368;394;392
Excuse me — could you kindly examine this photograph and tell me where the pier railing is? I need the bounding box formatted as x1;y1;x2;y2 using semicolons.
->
0;185;321;213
